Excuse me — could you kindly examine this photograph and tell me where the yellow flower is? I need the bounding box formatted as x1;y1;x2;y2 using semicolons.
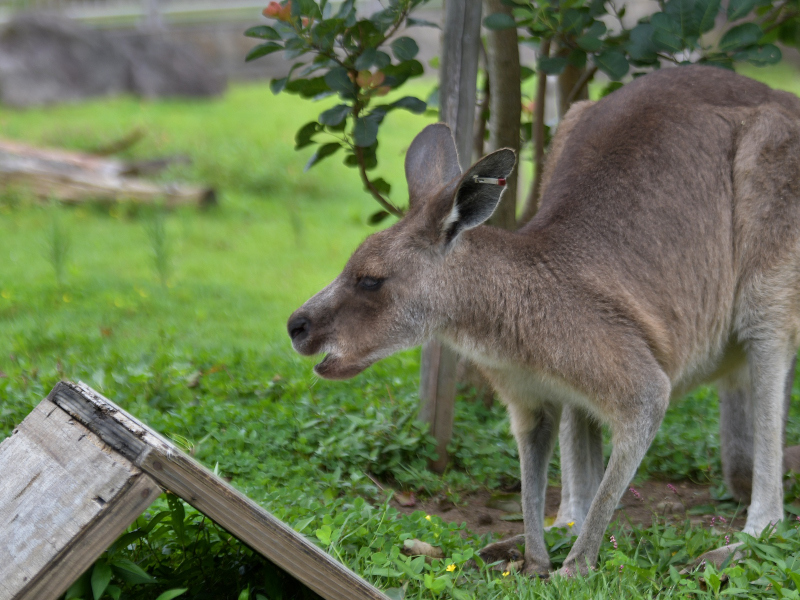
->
425;515;431;521
502;571;510;577
446;564;456;572
567;521;575;527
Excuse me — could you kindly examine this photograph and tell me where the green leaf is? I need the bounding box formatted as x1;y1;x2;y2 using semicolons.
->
735;43;782;64
368;210;391;225
520;66;535;80
295;122;321;149
316;525;333;545
284;76;330;98
91;563;112;600
245;42;282;62
576;20;607;52
106;585;122;600
407;17;440;29
305;142;342;170
381;59;424;87
628;23;659;62
594;49;629;80
319;104;351;126
271;76;289;94
665;0;699;39
284;37;309;60
601;81;624;97
391;37;420;61
65;572;91;600
324;67;355;98
168;495;185;544
719;22;762;51
483;13;517;30
562;9;588;34
651;13;684;52
65;573;90;600
371;178;391;195
354;116;380;147
727;0;757;20
355;48;390;70
695;0;721;33
110;559;155;585
335;0;355;19
244;25;280;40
568;48;587;69
538;56;568;74
391;96;426;113
154;590;189;600
778;21;800;47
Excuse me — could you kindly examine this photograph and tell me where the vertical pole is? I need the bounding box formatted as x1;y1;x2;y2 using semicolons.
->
483;0;520;230
142;0;164;31
419;0;482;474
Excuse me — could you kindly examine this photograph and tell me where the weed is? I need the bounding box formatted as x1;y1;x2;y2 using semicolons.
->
145;206;171;288
44;201;71;289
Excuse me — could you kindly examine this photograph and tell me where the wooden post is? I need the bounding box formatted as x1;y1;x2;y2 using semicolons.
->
419;0;482;473
484;0;521;230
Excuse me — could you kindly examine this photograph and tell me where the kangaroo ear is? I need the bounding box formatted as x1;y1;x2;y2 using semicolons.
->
441;148;517;244
405;123;462;208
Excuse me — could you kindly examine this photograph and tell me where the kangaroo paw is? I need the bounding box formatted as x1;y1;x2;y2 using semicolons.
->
477;535;525;571
680;542;746;574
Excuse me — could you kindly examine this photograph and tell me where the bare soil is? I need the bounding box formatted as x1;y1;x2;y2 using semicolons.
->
393;480;748;539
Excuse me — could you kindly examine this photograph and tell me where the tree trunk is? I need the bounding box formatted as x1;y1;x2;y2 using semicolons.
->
519;39;551;225
419;0;482;473
557;63;589;118
483;0;521;230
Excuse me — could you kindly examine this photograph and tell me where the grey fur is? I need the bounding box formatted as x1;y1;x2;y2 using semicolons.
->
288;65;800;575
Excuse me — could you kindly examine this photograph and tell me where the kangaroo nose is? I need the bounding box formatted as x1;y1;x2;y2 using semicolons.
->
288;315;310;342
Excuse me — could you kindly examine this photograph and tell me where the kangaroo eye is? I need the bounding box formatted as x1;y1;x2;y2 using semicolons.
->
358;276;384;291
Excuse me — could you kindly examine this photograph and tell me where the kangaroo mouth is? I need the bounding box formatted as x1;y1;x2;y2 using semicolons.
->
314;353;370;380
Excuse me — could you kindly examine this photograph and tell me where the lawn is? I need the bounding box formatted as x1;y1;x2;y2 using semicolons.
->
3;68;800;599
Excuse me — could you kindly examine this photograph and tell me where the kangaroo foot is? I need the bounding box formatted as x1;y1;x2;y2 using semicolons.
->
477;534;525;571
679;542;746;574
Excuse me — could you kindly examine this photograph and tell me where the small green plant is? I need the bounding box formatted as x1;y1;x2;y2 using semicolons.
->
145;207;171;288
246;0;432;224
44;201;71;289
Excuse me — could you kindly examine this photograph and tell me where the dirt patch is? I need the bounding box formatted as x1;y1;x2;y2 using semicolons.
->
393;480;748;539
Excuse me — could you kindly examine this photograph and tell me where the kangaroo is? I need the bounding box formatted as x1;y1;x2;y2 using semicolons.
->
288;65;800;576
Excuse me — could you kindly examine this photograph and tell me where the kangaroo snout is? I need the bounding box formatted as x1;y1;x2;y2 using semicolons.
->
287;313;310;344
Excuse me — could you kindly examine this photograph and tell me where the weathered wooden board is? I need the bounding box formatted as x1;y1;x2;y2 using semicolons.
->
0;138;216;208
49;381;390;600
0;398;160;600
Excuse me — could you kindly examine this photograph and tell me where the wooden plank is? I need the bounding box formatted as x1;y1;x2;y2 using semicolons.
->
419;0;483;473
50;381;391;600
0;398;160;600
15;475;159;600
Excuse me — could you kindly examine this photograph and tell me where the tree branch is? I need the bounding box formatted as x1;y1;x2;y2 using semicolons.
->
519;38;551;226
565;64;597;106
354;146;404;217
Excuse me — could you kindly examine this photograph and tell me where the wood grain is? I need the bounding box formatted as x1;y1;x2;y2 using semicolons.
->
50;381;390;600
0;398;160;600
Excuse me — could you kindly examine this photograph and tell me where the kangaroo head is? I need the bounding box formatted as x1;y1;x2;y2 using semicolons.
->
287;123;516;379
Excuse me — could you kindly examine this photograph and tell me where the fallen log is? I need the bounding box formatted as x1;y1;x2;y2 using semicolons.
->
0;138;216;208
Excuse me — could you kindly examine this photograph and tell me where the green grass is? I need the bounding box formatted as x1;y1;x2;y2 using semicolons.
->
3;70;800;599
